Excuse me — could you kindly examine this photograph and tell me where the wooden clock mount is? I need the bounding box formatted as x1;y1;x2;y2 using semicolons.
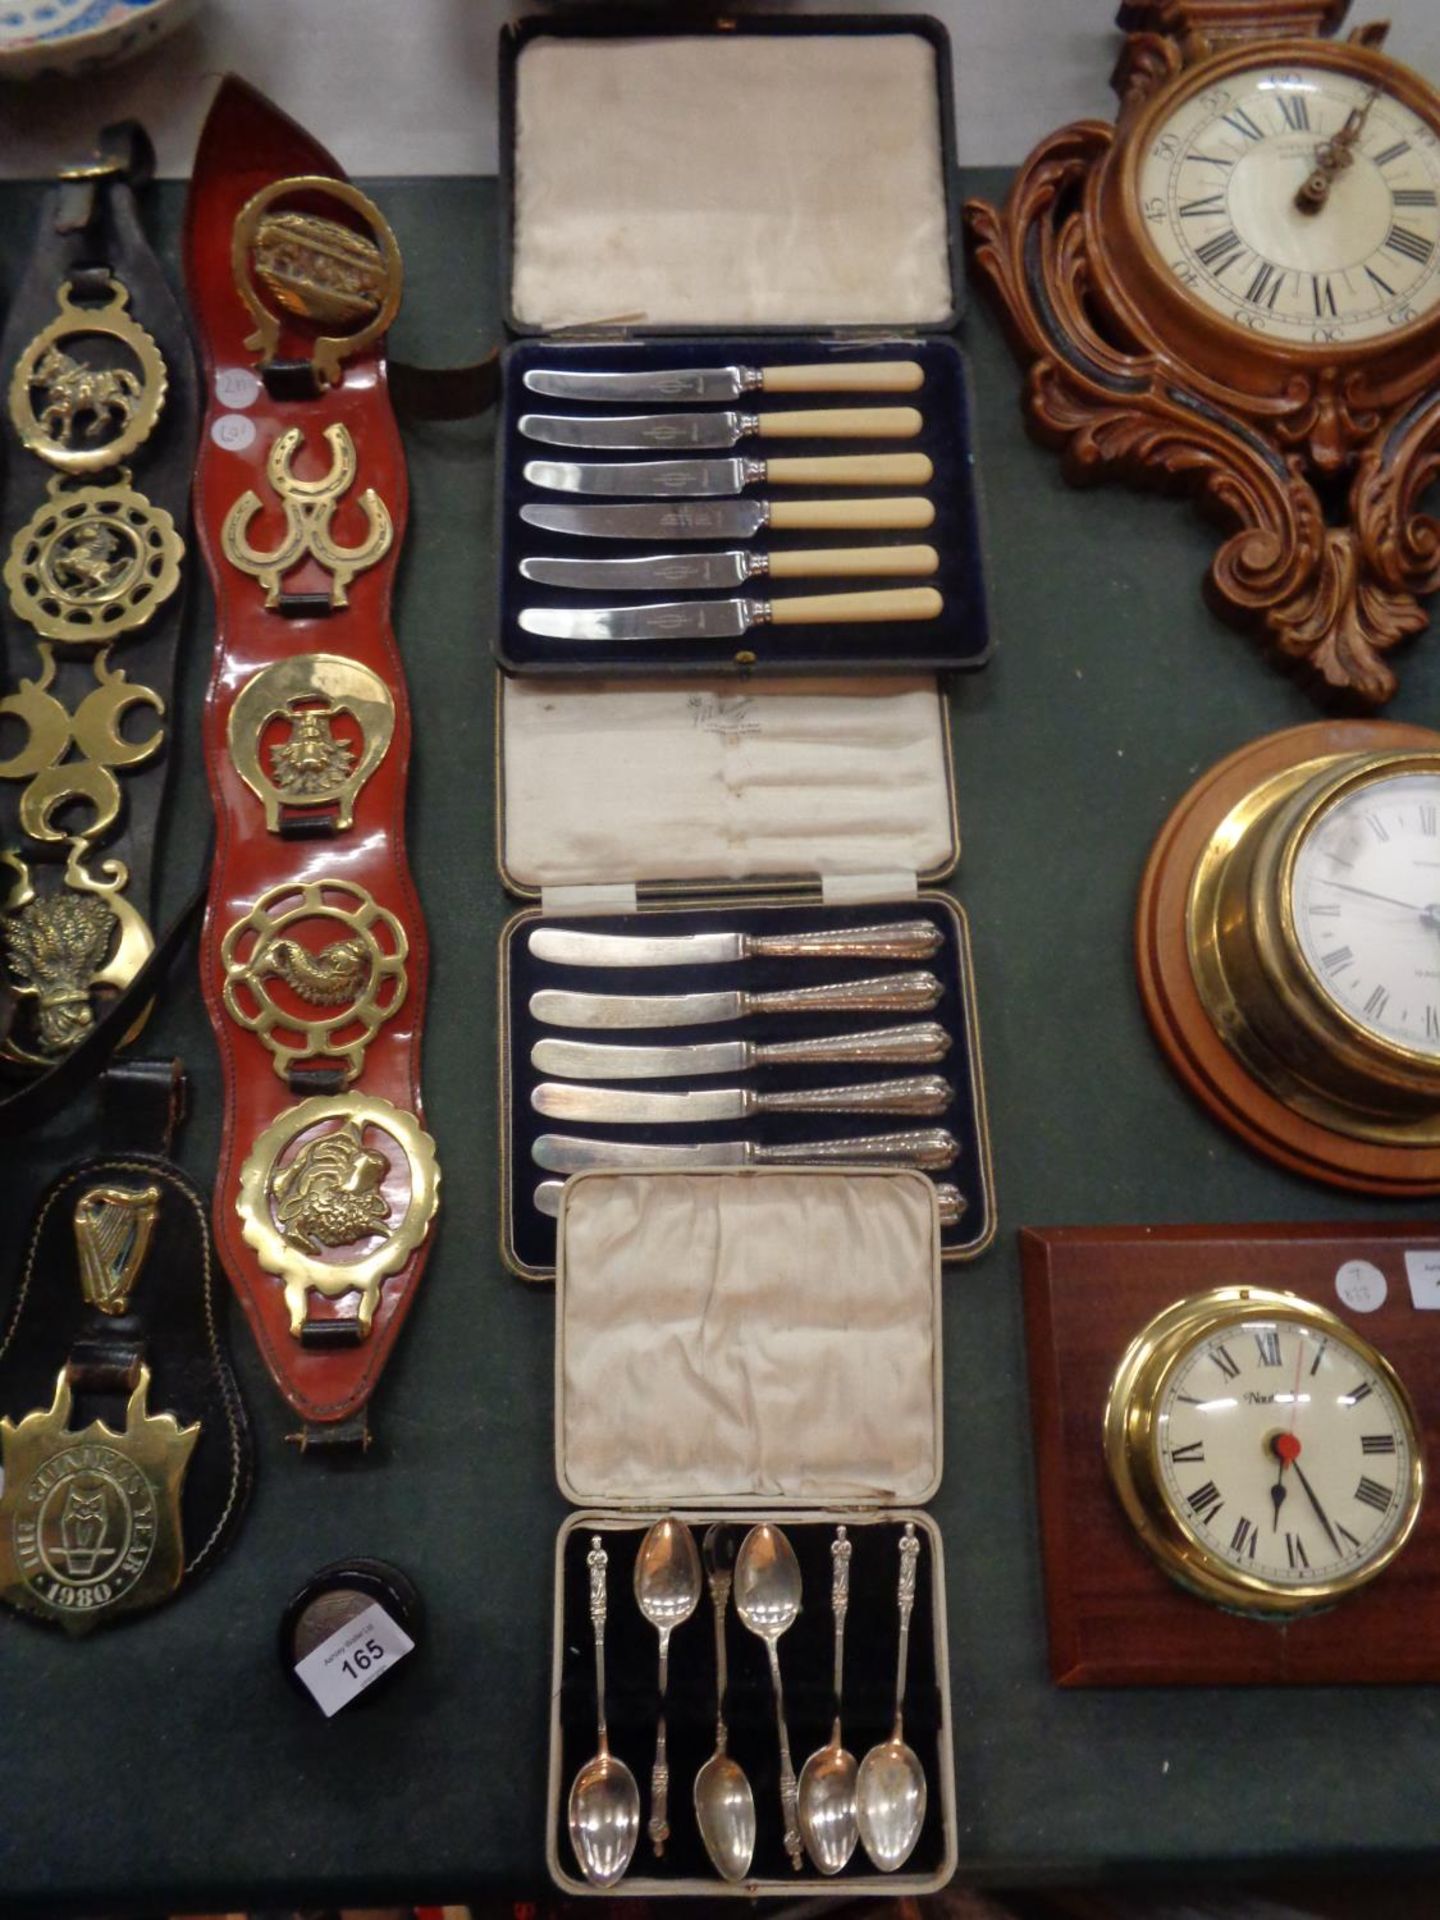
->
965;0;1440;706
1021;1222;1440;1686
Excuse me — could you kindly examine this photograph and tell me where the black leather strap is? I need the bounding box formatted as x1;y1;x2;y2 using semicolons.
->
100;1057;186;1156
0;122;200;1088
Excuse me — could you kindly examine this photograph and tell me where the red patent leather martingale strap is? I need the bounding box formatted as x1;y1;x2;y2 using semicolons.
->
185;79;432;1426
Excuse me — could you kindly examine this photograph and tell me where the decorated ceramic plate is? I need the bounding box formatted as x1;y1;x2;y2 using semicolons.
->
0;0;195;79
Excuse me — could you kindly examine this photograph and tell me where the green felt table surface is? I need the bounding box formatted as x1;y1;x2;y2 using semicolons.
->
2;170;1439;1915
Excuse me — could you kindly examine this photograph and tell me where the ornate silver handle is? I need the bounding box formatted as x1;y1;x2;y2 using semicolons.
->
744;971;940;1018
750;1020;949;1067
753;1128;957;1169
744;920;941;962
752;1075;949;1117
891;1523;921;1743
935;1182;966;1228
587;1535;611;1750
830;1526;851;1724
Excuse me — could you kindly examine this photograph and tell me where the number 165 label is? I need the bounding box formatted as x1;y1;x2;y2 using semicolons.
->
293;1599;415;1717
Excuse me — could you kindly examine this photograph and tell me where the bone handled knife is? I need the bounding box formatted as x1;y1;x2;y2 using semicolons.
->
519;587;942;644
531;1022;952;1081
532;1129;960;1172
533;1176;968;1225
519;545;940;591
519;407;924;451
528;919;943;968
524;454;934;498
532;1076;952;1124
520;499;937;539
523;361;925;402
530;970;943;1029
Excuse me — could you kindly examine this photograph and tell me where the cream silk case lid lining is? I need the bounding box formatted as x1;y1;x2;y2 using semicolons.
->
557;1168;942;1507
511;32;953;331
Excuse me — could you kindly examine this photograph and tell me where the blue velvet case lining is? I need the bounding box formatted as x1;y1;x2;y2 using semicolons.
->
496;336;991;677
502;896;992;1278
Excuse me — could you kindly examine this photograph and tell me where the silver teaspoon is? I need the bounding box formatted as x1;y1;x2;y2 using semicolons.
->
569;1535;640;1888
633;1516;702;1857
857;1522;928;1871
734;1522;805;1873
798;1525;860;1873
694;1524;757;1883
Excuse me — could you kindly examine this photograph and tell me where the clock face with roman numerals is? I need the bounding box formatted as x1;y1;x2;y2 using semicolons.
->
1155;1311;1420;1590
1289;767;1440;1062
1137;64;1440;345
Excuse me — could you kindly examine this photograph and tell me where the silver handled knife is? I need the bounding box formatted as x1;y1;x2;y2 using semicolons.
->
519;407;923;451
528;920;942;968
518;545;939;592
532;1076;952;1125
519;587;942;645
531;971;942;1030
524;454;933;498
533;1130;959;1172
533;1177;968;1225
520;499;936;540
531;1022;952;1081
523;362;924;403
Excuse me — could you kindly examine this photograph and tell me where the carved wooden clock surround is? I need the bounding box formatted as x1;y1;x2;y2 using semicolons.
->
965;0;1440;705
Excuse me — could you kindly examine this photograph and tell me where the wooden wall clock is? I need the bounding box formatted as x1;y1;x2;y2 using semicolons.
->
1021;1222;1440;1686
965;0;1440;705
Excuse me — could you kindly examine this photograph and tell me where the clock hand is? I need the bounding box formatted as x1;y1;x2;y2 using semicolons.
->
1314;875;1432;916
1297;86;1381;211
1291;1456;1344;1560
1270;1337;1307;1531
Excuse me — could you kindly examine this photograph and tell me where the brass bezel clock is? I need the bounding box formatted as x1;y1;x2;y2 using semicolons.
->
966;0;1440;703
1105;1285;1425;1617
1138;718;1440;1191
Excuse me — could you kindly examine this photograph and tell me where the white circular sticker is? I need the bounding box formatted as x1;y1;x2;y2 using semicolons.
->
215;367;262;409
1335;1259;1387;1313
210;413;257;453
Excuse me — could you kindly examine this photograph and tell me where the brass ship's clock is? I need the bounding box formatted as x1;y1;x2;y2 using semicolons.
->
966;0;1440;703
1106;1286;1425;1617
1138;717;1440;1191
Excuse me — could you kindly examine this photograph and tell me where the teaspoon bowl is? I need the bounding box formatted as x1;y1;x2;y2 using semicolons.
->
569;1751;641;1889
855;1737;926;1872
694;1750;757;1883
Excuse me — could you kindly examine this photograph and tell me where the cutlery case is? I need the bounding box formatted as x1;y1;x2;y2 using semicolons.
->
548;1166;958;1895
495;11;990;679
496;670;994;1279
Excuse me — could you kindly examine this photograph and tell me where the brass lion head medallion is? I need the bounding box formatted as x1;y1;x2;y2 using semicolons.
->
228;653;395;831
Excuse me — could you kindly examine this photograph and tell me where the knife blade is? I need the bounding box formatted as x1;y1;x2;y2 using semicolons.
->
532;1075;951;1124
518;544;940;592
519;586;941;644
529;919;942;968
523;361;925;404
518;407;923;451
519;499;937;540
531;1022;952;1081
532;1176;968;1225
530;970;942;1029
532;1129;958;1172
524;454;933;498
